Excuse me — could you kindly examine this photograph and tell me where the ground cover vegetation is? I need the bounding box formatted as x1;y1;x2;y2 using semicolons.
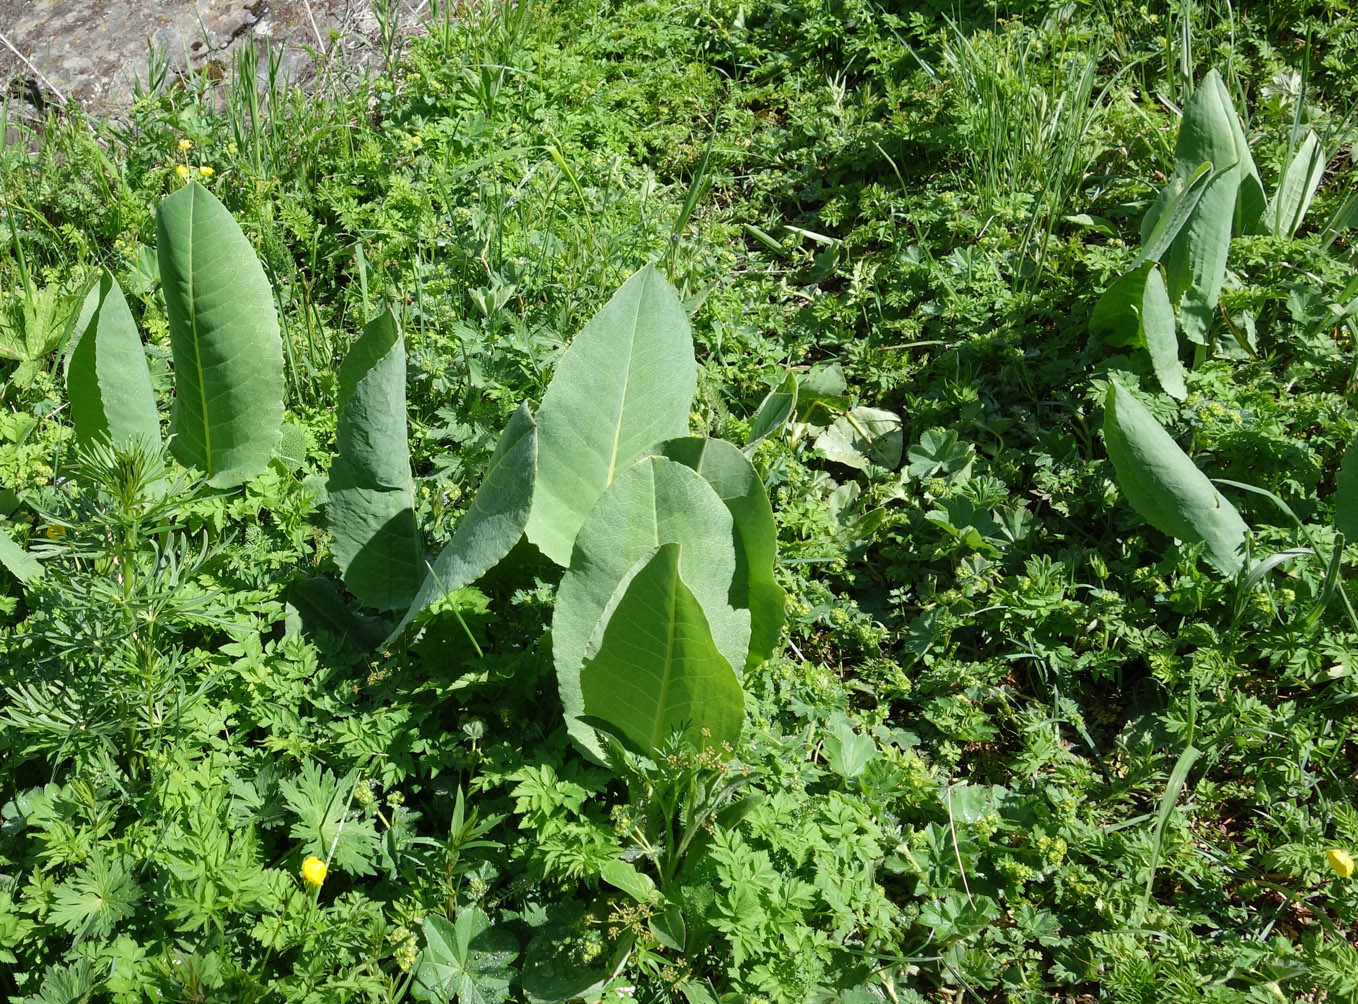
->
1;0;1357;1000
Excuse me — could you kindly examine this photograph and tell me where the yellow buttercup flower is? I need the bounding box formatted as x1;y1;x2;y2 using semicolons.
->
1327;848;1355;878
175;164;191;182
198;165;214;178
43;525;67;541
178;138;193;152
301;855;328;886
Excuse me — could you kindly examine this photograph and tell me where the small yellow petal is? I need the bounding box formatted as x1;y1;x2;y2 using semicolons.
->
178;138;193;152
43;525;66;541
1327;848;1355;878
198;165;214;178
175;164;191;181
301;855;328;886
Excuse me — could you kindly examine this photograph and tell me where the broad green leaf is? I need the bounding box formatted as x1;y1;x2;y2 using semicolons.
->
0;282;76;389
1141;266;1187;401
389;404;537;643
326;310;422;611
1133;160;1214;267
1093;260;1186;398
63;270;160;451
1165;172;1236;346
1270;130;1325;239
522;902;614;1004
285;577;390;651
580;543;744;756
746;371;797;449
0;527;42;584
553;456;748;758
413;911;518;1004
815;405;904;470
1104;381;1248;574
1335;432;1358;539
156;182;284;486
794;363;849;424
598;859;658;904
524;265;695;565
649;437;784;671
1152;71;1266;344
824;716;878;780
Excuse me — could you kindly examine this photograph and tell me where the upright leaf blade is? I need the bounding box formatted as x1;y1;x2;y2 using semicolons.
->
0;527;42;585
64;270;160;451
650;437;785;670
1104;381;1248;574
156;183;284;486
580;543;744;756
553;456;748;758
326;309;422;611
389;404;538;643
746;371;797;450
1141;266;1187;401
1270;130;1326;239
524;266;696;565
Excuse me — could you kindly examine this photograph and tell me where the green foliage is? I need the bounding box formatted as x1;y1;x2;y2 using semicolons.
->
326;308;423;610
1103;380;1249;574
63;270;160;451
156;182;285;487
524;264;696;566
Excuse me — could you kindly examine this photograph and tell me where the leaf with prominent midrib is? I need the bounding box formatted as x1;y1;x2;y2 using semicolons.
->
326;309;422;611
649;437;784;671
553;456;748;758
388;404;537;643
524;265;695;566
64;270;160;451
1104;381;1248;575
156;183;284;486
580;543;744;756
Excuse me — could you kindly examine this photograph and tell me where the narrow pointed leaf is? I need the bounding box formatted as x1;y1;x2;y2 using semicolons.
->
580;543;744;755
388;404;537;643
1270;130;1326;239
554;456;748;758
746;371;797;449
326;310;422;610
1166;172;1236;345
156;183;284;486
1104;381;1248;574
650;437;785;670
64;270;160;451
1141;266;1187;401
525;266;695;565
1133;160;1214;267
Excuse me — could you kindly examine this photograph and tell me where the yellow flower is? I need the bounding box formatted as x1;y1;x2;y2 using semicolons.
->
175;164;191;182
301;855;328;886
178;138;193;152
198;165;214;178
1327;848;1355;878
43;524;67;541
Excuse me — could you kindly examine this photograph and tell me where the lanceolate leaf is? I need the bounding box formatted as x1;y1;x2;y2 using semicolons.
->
554;456;748;758
156;183;284;486
1104;381;1248;575
746;371;797;450
524;266;695;565
651;437;785;670
326;309;422;611
1150;70;1267;345
64;270;160;452
1134;160;1214;268
1140;266;1187;401
580;543;744;756
1091;263;1185;400
1270;130;1326;240
389;404;538;643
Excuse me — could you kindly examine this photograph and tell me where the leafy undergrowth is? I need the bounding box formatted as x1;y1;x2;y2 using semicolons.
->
2;1;1358;1002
